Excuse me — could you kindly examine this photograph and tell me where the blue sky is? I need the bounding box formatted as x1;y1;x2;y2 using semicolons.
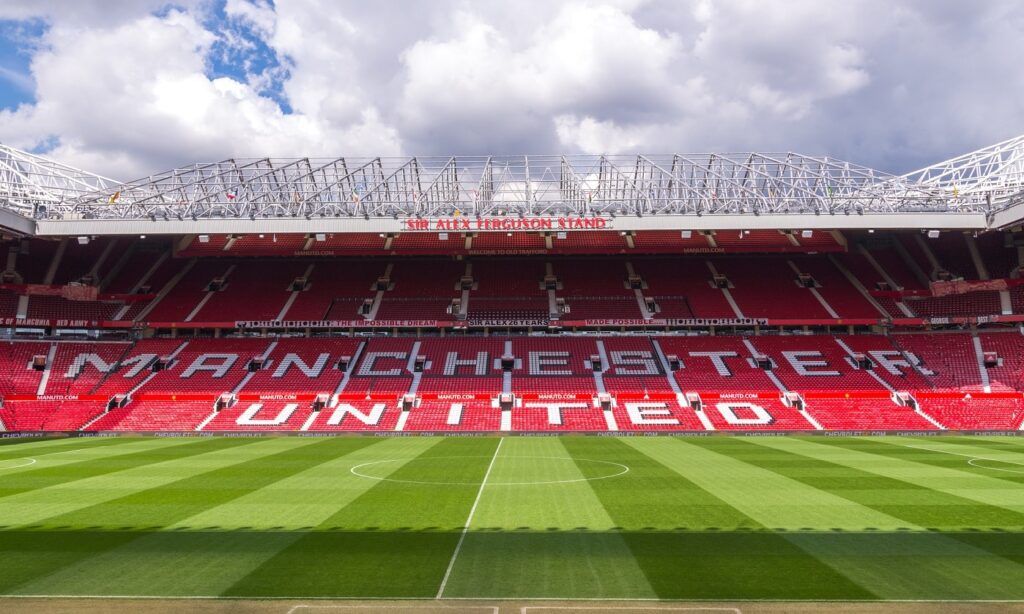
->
0;18;44;110
0;0;1021;180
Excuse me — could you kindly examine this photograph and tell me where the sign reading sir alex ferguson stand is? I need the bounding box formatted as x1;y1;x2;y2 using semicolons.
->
403;215;612;232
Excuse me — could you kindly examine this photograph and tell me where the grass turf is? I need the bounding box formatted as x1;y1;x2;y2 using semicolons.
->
0;435;1023;600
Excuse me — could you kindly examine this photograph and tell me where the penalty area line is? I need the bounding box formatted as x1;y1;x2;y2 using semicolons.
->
436;436;504;599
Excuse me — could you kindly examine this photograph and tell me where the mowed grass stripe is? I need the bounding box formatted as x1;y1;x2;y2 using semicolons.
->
636;436;1019;600
0;438;308;594
758;436;1024;518
0;436;200;477
0;437;248;503
0;438;266;528
565;437;873;600
440;438;657;599
0;436;135;462
8;437;404;597
224;437;499;599
849;436;1024;486
791;436;1024;576
690;437;1024;600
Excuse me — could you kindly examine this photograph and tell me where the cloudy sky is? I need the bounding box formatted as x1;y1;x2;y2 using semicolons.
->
0;0;1021;181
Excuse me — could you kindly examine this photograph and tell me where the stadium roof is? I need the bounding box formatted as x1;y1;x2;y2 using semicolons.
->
2;134;1023;237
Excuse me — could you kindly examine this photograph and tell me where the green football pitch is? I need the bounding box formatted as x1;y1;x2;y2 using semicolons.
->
1;434;1024;603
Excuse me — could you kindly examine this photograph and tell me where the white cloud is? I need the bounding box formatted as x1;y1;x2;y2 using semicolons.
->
0;4;400;179
0;0;1022;178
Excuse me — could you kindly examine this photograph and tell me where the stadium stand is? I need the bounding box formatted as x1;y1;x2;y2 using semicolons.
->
3;226;1024;433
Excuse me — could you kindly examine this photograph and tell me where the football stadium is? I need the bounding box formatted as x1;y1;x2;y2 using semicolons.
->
3;2;1024;611
1;136;1024;612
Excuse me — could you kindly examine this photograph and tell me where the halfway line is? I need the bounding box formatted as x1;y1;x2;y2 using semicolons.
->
436;437;504;599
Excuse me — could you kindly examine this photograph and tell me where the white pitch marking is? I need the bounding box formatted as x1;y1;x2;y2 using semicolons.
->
521;608;741;614
288;606;498;614
2;594;1024;604
349;455;629;486
895;441;1024;474
0;457;36;469
436;437;504;599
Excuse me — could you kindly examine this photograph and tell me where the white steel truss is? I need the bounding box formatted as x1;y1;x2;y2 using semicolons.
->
0;143;117;215
2;134;1024;230
894;133;1024;211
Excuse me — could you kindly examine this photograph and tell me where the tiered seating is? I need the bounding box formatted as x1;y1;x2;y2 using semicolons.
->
191;261;308;321
630;258;734;318
792;230;842;251
125;338;271;395
601;337;674;395
317;234;384;252
90;400;214;432
804;396;938;431
1013;286;1024;315
404;400;503;431
747;336;885;392
45;341;132;395
36;400;107;431
552;232;627;251
472;232;546;251
1;332;1024;432
0;289;18;318
287;260;385;320
918;394;1024;430
301;399;403;431
630;231;708;251
146;260;234;321
202;400;316;431
416;337;504;395
555;258;641;319
977;332;1024;391
238;338;361;395
0;341;52;396
178;235;231;256
834;335;934;390
512;402;608;431
25;296;121;321
711;230;792;250
389;232;457;253
712;258;829;319
375;260;461;320
703;397;817;431
229;234;309;255
1;400;62;431
905;292;1003;318
892;334;983;391
790;256;881;318
90;338;184;396
342;337;415;395
467;259;549;321
511;336;599;394
855;244;925;292
835;251;908;318
609;401;706;431
657;336;780;392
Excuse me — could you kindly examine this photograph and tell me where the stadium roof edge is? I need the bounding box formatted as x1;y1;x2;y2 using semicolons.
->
3;134;1023;236
30;211;987;236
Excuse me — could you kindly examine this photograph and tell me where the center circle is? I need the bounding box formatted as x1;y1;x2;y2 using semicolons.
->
350;455;629;486
967;457;1024;474
0;458;36;470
